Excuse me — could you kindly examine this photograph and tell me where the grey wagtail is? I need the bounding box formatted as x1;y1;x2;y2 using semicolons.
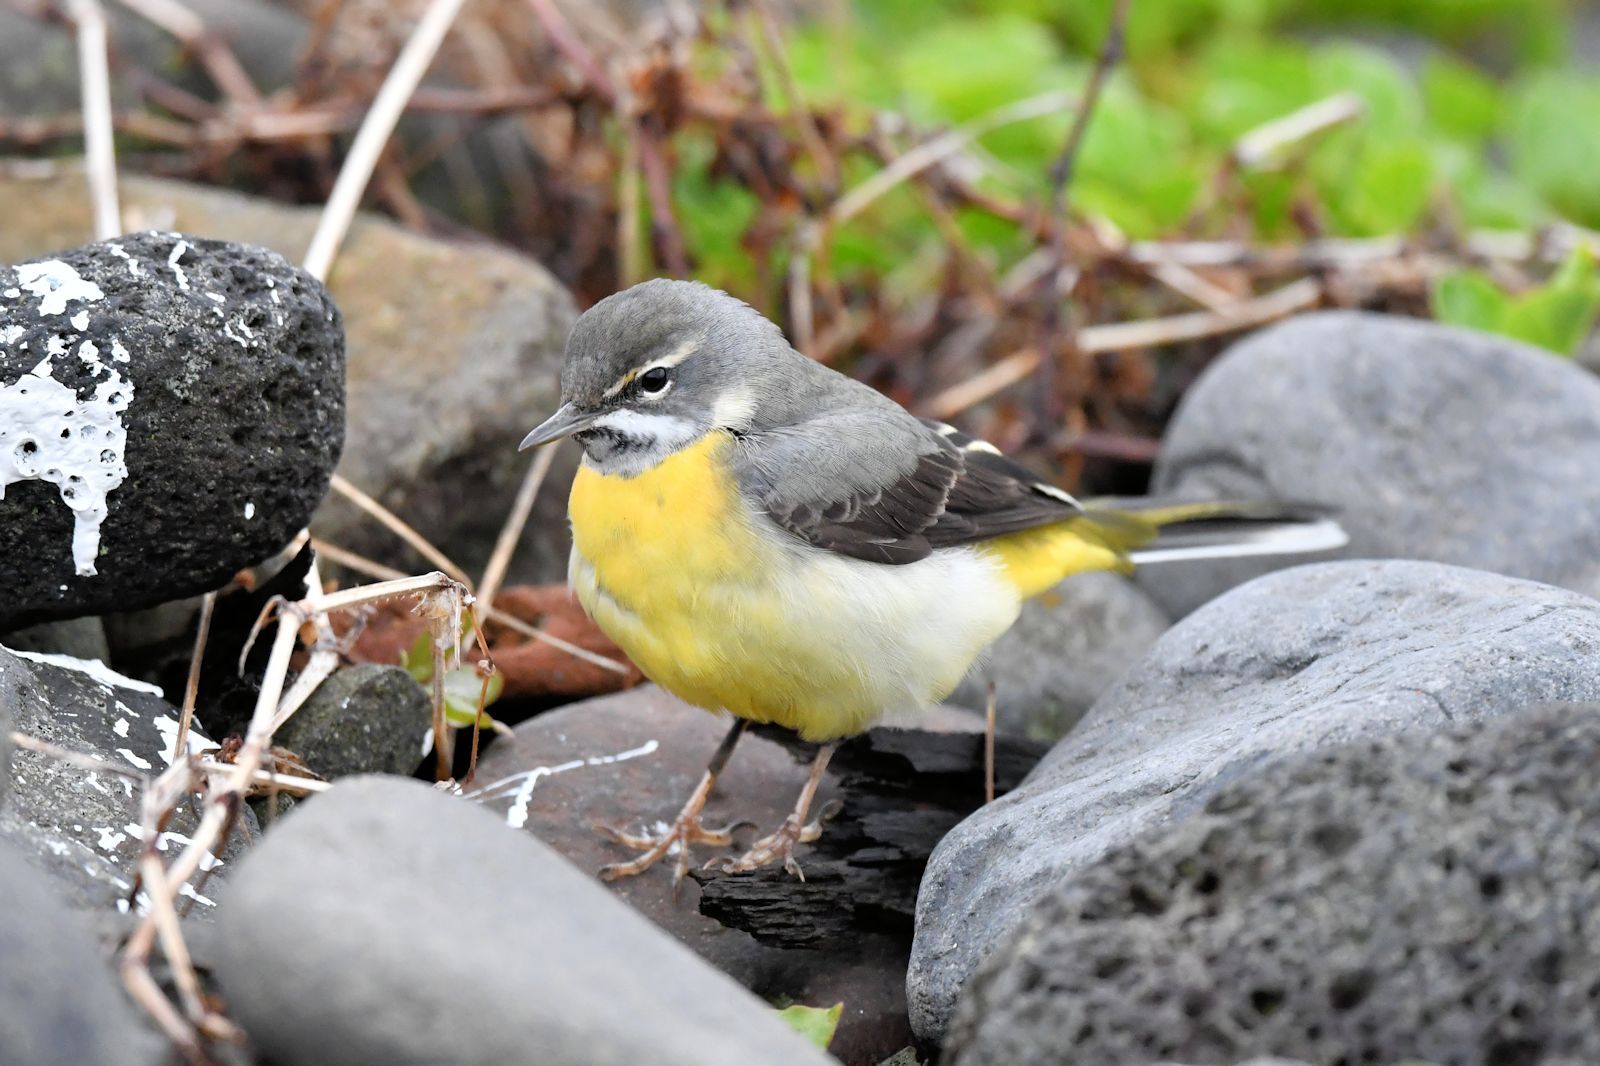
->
520;279;1345;882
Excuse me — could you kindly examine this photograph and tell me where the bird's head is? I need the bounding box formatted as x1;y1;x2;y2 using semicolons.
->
519;279;807;475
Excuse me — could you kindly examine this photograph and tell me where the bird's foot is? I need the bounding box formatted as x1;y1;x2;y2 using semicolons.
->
595;808;750;886
712;799;841;881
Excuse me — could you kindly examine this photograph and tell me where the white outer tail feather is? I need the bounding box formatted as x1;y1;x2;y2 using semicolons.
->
1128;517;1349;565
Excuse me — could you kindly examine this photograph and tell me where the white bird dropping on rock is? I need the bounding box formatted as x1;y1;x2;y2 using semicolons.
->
0;260;132;576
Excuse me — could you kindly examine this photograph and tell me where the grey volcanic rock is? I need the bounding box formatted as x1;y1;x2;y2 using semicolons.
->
952;573;1170;741
1142;311;1600;616
0;231;343;630
0;173;578;584
909;560;1600;1044
274;664;430;780
0;836;162;1066
0;644;251;911
946;704;1600;1066
0;681;9;808
212;775;832;1066
1;617;111;661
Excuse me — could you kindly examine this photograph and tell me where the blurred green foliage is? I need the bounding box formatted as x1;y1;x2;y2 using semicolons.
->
674;0;1597;351
1433;245;1600;354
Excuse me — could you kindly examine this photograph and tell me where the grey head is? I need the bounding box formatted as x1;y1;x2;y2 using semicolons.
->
519;279;843;475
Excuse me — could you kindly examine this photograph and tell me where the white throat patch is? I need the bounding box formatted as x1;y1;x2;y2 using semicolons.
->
582;409;703;476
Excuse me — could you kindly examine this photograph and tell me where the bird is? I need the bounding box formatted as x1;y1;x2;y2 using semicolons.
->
519;278;1345;883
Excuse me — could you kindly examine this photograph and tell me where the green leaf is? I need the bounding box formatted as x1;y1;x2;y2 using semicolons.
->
1432;270;1509;334
401;628;436;684
1422;55;1502;143
1509;71;1600;227
1432;248;1600;356
1321;141;1433;236
1309;44;1421;139
895;15;1063;124
1501;247;1600;355
776;1003;843;1050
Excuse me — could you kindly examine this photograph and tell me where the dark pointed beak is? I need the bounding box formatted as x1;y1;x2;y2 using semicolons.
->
519;403;601;451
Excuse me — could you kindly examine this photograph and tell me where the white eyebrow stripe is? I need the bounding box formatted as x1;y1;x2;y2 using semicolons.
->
600;332;706;398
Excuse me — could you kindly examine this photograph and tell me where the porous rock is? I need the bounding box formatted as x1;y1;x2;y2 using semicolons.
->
0;172;577;584
0;230;343;630
951;572;1170;741
211;774;833;1066
0;835;162;1066
910;560;1600;1044
273;663;430;780
1142;311;1600;616
0;643;251;912
946;704;1600;1066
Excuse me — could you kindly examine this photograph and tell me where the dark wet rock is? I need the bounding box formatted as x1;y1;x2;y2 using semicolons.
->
910;560;1600;1044
0;172;578;584
274;664;430;780
693;719;1045;954
212;774;832;1066
469;686;900;1065
0;644;253;912
0;835;163;1066
950;572;1170;741
946;704;1600;1066
1;617;110;661
1143;311;1600;616
0;230;344;630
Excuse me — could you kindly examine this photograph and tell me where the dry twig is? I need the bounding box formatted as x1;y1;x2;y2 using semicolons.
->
66;0;121;239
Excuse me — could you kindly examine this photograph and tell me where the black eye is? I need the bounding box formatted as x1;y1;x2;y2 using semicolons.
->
638;366;671;393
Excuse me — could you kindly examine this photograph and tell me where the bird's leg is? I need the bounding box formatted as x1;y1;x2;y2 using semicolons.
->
596;719;748;886
716;742;839;880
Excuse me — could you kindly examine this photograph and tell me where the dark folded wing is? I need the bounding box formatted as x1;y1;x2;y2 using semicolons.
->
750;415;1084;565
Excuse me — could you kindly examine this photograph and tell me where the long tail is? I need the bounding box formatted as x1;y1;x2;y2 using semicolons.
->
1080;499;1349;566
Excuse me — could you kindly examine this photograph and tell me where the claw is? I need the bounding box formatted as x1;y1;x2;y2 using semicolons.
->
595;811;740;887
714;743;840;880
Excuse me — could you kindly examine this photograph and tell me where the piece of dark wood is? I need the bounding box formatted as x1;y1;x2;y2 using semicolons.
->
691;724;1048;949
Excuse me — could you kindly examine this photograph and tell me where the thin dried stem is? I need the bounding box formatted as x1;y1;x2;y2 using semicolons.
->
616;80;646;286
111;0;263;105
310;538;411;581
749;0;838;193
327;474;475;587
196;761;332;795
1233;91;1364;169
173;591;215;768
525;0;617;103
477;443;558;611
924;278;1322;418
8;731;149;783
1045;0;1129;238
484;605;630;674
922;346;1040;421
636;117;690;276
1078;277;1321;352
1033;0;1129;427
67;0;121;239
984;681;997;805
830;91;1073;229
303;0;471;281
